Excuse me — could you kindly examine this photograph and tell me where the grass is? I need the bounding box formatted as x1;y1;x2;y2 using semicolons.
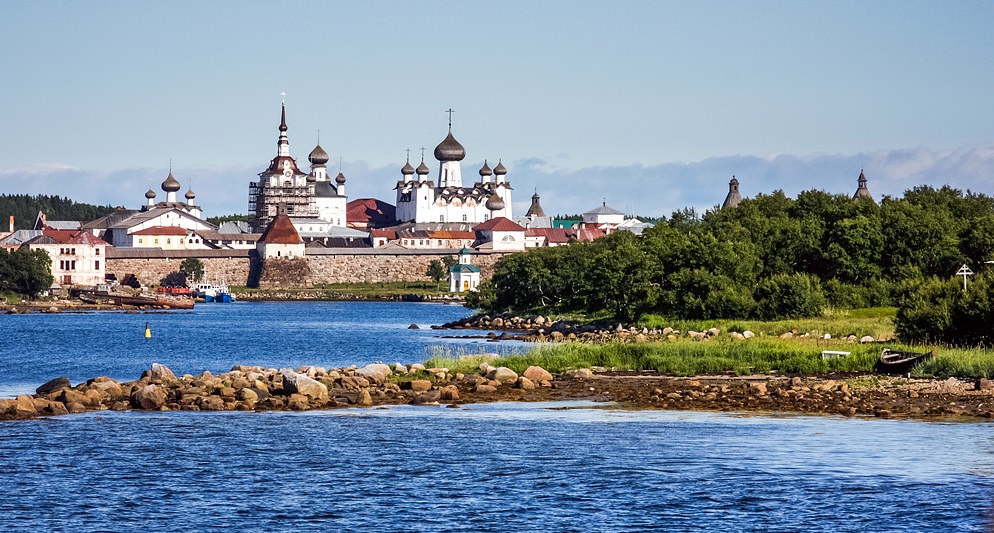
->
639;309;897;342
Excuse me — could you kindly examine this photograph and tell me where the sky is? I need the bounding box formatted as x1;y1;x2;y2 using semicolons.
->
2;1;993;219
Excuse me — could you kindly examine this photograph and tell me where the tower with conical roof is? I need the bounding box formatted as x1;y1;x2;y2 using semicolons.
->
722;176;742;208
249;100;318;232
853;169;874;202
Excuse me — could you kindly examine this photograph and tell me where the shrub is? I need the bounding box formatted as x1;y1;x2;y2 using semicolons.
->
754;273;826;320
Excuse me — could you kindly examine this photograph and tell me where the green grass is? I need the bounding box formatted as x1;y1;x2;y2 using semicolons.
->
639;309;896;341
0;291;23;304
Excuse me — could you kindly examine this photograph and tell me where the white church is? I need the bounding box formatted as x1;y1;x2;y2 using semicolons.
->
395;114;512;224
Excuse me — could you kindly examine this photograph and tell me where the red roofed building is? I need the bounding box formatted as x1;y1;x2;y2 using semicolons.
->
130;225;201;250
23;228;109;287
347;198;396;230
473;217;525;252
256;212;305;259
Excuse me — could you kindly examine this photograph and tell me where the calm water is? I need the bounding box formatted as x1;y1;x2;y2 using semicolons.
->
2;302;993;531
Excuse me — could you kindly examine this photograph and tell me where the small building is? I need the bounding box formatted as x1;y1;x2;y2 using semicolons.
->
256;212;305;259
449;247;481;292
583;202;625;226
853;170;874;202
722;176;742;208
473;217;526;252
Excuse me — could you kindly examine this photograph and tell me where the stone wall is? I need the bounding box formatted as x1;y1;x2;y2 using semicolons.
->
106;250;509;287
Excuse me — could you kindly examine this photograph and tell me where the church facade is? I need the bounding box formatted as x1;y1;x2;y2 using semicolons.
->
394;120;512;224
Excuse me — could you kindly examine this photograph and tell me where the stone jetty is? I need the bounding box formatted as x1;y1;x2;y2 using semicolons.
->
4;362;994;421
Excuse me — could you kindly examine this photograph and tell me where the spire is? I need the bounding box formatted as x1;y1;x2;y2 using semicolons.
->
526;190;547;217
722;175;742;209
853;169;874;202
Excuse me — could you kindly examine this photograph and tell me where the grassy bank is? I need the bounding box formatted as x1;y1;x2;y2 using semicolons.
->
426;338;994;379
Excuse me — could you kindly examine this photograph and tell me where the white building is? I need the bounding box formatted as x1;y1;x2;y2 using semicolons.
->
583;202;626;226
395;119;511;224
23;229;109;287
473;217;526;252
449;247;481;292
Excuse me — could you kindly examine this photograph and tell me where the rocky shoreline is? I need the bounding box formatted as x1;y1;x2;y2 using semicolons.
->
4;362;994;422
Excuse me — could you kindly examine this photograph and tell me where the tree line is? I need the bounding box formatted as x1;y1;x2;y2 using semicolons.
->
0;194;116;230
468;185;994;334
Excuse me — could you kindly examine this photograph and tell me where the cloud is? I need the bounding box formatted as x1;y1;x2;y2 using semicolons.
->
3;145;994;221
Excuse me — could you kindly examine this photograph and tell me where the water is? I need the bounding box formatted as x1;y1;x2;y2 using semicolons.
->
2;302;994;530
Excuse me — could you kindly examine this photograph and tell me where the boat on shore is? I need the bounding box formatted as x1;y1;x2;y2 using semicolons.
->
876;348;934;374
77;291;195;309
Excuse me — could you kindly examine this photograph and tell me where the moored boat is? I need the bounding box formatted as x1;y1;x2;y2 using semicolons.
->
876;348;934;374
191;281;236;303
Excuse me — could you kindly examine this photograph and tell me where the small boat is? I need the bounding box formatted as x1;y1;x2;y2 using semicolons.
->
876;348;934;374
191;281;236;303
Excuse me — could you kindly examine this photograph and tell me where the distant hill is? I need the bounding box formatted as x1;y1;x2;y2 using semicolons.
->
0;194;116;230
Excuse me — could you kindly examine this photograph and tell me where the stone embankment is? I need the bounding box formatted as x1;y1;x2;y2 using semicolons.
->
4;362;994;421
436;314;885;344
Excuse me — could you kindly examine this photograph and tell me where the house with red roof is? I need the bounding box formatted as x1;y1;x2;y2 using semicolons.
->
473;217;526;252
256;213;305;259
23;228;109;287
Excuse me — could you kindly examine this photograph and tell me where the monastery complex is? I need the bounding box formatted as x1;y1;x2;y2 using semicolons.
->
0;103;875;292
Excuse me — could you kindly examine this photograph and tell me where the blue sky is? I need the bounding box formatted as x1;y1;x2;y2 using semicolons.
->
2;1;993;219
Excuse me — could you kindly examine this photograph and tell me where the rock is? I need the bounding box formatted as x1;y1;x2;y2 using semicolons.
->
149;363;177;384
111;401;129;411
516;377;536;390
729;332;745;340
14;395;38;417
688;331;706;341
662;327;674;335
570;369;594;379
977;378;993;391
408;380;433;392
47;401;69;416
56;388;86;406
779;332;793;339
355;363;392;385
860;336;875;344
280;369;329;401
410;364;426;371
522;366;553;382
36;377;71;395
550;331;565;342
749;383;768;395
287;394;311;411
356;389;373;406
251;387;270;401
486;367;519;383
394;364;408;374
439;385;459;401
474;384;498;393
789;377;803;389
408;324;420;329
197;396;225;411
237;388;259;402
742;330;754;338
823;333;832;340
134;385;167;409
707;327;720;337
67;402;88;414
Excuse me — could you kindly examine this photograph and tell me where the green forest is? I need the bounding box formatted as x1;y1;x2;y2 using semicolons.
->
0;194;115;230
468;185;994;345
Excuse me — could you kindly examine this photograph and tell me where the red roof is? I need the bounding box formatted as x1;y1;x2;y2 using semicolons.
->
258;213;303;244
41;228;109;246
131;226;189;236
429;230;475;239
473;217;525;232
347;198;396;227
371;229;397;239
525;228;572;244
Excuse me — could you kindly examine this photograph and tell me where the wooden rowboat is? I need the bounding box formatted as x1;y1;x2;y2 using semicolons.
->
875;348;934;374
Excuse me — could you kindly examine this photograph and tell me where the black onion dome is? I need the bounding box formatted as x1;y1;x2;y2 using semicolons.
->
308;144;329;165
433;131;466;162
493;160;507;175
336;172;347;185
416;161;430;175
485;193;505;211
401;161;415;175
161;171;181;192
145;188;156;199
479;161;492;177
185;188;196;200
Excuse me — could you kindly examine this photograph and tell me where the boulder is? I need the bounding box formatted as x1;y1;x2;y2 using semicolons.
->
356;363;392;381
47;401;69;416
977;378;993;391
407;380;433;392
237;388;259;402
149;363;177;384
36;377;71;395
410;390;442;405
742;330;754;338
356;389;373;406
280;369;329;401
570;369;595;379
439;385;459;401
749;383;768;395
111;401;129;411
14;395;38;417
860;336;875;344
522;366;553;382
134;385;167;409
486;367;518;383
287;394;311;411
516;377;536;390
196;396;225;411
473;384;498;393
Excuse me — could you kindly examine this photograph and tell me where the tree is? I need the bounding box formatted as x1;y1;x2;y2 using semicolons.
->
160;271;187;288
426;259;447;289
0;248;54;297
180;258;205;283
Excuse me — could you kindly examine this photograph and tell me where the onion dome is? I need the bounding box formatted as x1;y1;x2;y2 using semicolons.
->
479;161;493;177
161;171;181;193
185;188;196;200
336;172;347;185
416;160;430;176
306;172;317;183
485;193;505;212
145;188;157;199
493;160;507;176
433;131;466;162
401;161;415;175
308;144;329;166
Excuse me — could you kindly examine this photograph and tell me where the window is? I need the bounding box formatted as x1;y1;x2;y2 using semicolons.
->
70;260;76;270
440;215;444;222
166;238;171;244
95;260;100;270
462;214;467;222
154;239;159;245
138;238;143;244
95;248;100;256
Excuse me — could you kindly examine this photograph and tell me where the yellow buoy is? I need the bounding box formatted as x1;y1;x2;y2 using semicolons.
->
144;322;152;339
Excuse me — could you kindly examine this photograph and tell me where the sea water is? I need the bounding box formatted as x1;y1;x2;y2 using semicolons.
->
1;302;992;531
